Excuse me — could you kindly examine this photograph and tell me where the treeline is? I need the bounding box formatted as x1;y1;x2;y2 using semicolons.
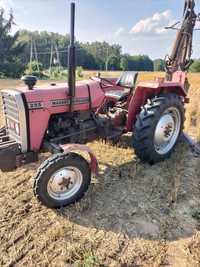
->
19;30;155;72
0;10;156;78
1;10;200;79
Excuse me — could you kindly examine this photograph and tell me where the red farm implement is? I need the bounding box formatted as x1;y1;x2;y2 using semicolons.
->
0;1;199;208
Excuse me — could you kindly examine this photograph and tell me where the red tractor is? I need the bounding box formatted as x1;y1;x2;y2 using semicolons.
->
0;1;197;208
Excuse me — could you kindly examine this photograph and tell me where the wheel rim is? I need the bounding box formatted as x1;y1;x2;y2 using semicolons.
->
47;167;83;201
154;107;181;155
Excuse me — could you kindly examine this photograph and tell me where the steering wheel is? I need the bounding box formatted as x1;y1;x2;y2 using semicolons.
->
91;76;114;87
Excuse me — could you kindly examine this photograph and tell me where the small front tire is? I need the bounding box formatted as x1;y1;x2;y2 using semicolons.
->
33;153;91;208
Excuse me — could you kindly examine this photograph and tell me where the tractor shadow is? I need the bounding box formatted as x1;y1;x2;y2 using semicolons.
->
56;141;200;242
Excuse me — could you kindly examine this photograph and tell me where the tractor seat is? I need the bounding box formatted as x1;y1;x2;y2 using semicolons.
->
105;71;138;101
104;90;129;101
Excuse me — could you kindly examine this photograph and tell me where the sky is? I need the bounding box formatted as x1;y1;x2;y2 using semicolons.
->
1;0;200;59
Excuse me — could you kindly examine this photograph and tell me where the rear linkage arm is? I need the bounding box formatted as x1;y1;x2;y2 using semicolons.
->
182;133;200;156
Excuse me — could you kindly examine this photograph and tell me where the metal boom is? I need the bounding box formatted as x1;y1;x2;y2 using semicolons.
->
165;0;197;80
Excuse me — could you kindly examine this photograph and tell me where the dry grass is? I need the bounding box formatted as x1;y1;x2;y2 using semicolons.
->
0;73;200;266
184;74;200;141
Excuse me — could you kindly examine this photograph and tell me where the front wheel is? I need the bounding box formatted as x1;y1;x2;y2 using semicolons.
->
132;94;185;164
33;153;91;208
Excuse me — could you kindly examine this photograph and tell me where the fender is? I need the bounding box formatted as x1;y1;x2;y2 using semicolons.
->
60;144;98;175
126;79;187;131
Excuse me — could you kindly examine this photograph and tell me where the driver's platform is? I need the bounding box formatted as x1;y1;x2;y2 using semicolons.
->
105;71;138;101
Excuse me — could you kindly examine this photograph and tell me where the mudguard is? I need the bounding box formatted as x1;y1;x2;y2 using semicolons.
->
60;144;98;174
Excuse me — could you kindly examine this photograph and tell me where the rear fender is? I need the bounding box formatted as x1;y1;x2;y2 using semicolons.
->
60;144;98;175
126;84;186;131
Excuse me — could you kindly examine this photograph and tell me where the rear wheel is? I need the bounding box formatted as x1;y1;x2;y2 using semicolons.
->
33;153;91;208
132;94;185;164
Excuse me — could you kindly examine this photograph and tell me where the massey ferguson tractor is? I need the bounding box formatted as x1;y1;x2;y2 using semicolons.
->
0;1;198;208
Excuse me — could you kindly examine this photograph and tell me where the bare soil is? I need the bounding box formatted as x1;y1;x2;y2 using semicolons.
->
0;73;200;267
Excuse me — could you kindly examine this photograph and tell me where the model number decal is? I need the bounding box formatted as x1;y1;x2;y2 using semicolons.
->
28;102;44;110
51;97;89;107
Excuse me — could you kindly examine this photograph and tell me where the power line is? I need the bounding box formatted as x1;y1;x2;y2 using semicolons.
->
34;47;85;55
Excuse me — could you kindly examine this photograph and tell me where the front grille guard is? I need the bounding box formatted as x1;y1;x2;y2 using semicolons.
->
0;126;17;149
0;126;38;172
1;90;28;152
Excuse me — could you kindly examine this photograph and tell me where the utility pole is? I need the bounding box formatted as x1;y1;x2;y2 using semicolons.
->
105;47;109;71
49;39;61;72
30;36;33;64
29;35;39;72
49;41;54;73
105;47;115;71
54;40;61;68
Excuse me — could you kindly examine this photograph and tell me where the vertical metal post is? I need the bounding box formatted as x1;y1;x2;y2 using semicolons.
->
68;2;76;111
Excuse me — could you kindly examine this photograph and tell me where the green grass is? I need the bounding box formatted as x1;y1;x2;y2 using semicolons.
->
191;208;200;220
74;250;101;267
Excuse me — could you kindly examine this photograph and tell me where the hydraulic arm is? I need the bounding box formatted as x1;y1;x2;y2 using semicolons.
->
165;0;198;81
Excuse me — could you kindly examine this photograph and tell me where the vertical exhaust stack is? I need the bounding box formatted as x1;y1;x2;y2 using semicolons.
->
68;2;76;111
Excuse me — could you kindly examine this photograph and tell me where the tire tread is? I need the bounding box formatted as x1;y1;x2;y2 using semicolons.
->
132;93;185;163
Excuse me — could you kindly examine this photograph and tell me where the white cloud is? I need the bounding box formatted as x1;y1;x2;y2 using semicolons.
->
130;10;173;36
115;27;125;37
0;0;14;12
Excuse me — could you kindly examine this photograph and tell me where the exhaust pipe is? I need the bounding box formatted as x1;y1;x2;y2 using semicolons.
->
68;2;76;111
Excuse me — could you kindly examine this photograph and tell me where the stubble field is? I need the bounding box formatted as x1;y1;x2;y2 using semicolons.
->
0;72;200;267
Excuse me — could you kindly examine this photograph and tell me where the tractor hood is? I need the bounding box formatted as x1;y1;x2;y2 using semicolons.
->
3;79;106;112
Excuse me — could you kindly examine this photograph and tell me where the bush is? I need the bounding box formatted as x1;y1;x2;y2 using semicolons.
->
49;67;67;80
189;59;200;73
0;72;6;79
154;59;165;72
0;58;25;78
191;208;200;220
49;66;84;80
76;66;84;78
25;61;44;78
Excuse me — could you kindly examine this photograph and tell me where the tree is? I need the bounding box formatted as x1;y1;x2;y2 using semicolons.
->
126;55;153;71
120;56;128;71
17;30;156;72
108;56;120;70
82;41;122;70
0;9;156;76
189;59;200;72
76;44;97;69
18;30;71;69
154;59;165;72
18;31;99;70
0;9;25;78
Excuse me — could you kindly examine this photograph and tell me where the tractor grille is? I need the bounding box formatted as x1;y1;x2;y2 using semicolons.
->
1;91;28;152
2;92;21;143
2;93;19;121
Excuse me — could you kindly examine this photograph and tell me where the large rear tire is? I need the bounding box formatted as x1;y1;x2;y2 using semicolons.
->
33;153;91;208
132;94;185;164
